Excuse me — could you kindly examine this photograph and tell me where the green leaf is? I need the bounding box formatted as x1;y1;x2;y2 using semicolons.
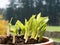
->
38;24;46;42
24;15;36;42
25;19;27;25
16;20;25;35
16;20;24;30
10;26;17;35
37;12;41;21
31;18;37;39
9;17;13;29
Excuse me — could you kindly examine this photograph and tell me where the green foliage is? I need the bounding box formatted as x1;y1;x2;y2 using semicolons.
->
9;13;49;43
9;17;18;35
15;20;25;35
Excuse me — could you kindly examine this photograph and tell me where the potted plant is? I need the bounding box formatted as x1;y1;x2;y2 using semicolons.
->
0;13;53;45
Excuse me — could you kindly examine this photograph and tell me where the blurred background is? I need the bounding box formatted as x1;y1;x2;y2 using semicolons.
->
0;0;60;45
0;0;60;25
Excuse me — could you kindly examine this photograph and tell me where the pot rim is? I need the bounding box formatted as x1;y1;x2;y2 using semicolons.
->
39;37;53;45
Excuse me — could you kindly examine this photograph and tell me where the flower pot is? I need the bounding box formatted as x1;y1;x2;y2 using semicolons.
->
24;37;54;45
0;36;54;45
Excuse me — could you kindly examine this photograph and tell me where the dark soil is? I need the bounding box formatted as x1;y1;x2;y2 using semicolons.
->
0;36;49;45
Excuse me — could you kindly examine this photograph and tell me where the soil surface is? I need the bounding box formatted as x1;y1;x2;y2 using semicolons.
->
0;36;49;45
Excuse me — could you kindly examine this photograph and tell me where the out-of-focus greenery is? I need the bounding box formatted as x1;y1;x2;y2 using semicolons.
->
0;20;8;36
4;0;60;26
51;38;60;42
0;15;8;36
47;26;60;32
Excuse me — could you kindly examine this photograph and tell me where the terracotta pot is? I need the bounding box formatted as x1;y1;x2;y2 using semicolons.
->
0;37;54;45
